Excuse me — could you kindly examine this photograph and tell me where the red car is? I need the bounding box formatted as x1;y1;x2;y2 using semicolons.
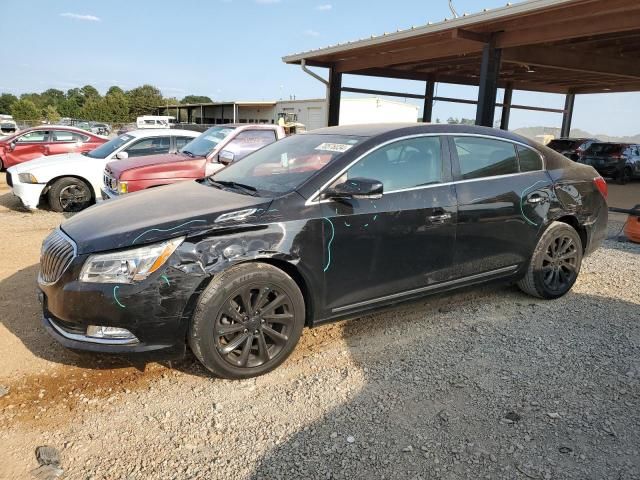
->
0;126;107;170
102;124;285;198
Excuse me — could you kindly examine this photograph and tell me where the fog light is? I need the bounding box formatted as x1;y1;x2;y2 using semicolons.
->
86;325;137;340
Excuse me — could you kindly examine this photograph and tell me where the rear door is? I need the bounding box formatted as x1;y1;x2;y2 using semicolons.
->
48;130;89;156
449;135;551;279
320;135;458;312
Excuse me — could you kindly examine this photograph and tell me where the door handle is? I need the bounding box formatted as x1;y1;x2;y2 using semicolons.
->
526;194;544;204
427;213;452;223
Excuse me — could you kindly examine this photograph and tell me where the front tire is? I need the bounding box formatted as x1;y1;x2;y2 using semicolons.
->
189;263;305;379
47;177;93;212
518;221;583;299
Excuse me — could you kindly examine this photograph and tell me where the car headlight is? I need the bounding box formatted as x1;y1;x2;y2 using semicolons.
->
118;181;128;194
18;172;38;184
79;237;184;283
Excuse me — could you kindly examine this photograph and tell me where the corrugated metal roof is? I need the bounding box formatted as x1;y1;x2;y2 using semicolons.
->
283;0;578;63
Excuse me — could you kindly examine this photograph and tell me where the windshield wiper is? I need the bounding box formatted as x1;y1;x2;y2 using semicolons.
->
182;150;195;158
211;180;259;196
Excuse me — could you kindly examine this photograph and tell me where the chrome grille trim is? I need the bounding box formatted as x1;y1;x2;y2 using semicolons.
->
39;229;77;284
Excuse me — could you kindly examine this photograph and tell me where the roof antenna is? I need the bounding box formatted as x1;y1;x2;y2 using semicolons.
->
448;0;459;18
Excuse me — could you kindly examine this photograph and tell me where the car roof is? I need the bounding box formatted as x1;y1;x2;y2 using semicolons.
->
20;125;94;134
126;129;199;138
308;123;530;143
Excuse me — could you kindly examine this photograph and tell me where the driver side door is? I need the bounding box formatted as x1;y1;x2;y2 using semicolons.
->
319;135;457;314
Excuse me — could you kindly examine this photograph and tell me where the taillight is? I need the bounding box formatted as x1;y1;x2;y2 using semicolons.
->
593;176;608;199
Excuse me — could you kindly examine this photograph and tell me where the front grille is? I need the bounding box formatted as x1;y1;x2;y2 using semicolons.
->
5;172;12;187
103;170;118;194
39;229;76;284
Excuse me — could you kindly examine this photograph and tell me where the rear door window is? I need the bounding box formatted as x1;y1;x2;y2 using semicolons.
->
453;137;518;180
516;146;543;172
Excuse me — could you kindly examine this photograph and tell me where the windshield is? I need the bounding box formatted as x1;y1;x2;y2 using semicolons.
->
211;134;364;196
181;126;237;157
86;134;133;159
586;143;623;156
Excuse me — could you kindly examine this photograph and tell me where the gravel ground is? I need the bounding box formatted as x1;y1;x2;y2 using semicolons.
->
0;177;638;480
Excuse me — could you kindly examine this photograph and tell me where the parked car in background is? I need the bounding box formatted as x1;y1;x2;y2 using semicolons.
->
6;129;198;212
89;123;111;136
547;137;598;161
581;142;640;184
39;124;608;379
0;126;107;171
136;116;176;129
102;124;285;198
117;124;137;135
0;114;18;136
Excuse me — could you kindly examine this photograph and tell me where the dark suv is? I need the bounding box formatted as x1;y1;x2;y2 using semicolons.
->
581;142;640;184
39;124;608;379
547;138;597;161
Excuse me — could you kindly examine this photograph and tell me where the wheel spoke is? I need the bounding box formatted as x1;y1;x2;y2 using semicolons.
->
224;305;244;323
252;287;269;313
552;270;560;290
219;332;250;354
261;294;286;315
262;312;294;325
239;287;253;314
257;331;271;362
236;334;254;367
262;325;288;345
541;264;554;272
217;322;246;336
559;251;577;261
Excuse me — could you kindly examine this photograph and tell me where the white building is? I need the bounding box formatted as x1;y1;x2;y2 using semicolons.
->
158;97;419;130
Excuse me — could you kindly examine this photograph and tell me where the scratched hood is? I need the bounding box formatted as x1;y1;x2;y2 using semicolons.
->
61;180;271;254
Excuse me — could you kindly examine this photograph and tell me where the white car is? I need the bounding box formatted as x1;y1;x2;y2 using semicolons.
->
7;129;199;212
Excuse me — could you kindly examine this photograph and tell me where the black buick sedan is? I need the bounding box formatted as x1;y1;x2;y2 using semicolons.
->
39;124;608;378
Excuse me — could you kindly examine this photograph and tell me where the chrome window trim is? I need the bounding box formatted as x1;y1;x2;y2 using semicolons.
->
304;132;545;206
332;264;519;313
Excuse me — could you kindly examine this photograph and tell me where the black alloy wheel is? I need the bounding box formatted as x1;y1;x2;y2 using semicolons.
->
518;221;583;299
540;234;579;294
189;262;305;379
48;177;93;212
215;285;295;368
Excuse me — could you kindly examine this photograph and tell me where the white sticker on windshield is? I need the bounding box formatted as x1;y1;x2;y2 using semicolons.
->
315;143;353;153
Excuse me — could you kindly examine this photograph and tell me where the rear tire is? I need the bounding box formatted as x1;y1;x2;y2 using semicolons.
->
518;221;583;299
617;167;632;185
48;177;93;212
189;262;305;379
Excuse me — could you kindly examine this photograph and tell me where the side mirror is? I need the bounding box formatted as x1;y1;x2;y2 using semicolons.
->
9;141;16;152
323;177;383;200
115;151;129;160
218;150;235;165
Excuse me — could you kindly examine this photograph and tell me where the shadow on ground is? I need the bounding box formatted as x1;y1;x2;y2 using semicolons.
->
251;289;640;480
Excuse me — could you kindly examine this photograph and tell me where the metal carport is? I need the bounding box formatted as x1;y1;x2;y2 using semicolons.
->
283;0;640;134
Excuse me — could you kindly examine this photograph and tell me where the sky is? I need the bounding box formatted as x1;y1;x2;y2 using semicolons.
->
1;0;638;136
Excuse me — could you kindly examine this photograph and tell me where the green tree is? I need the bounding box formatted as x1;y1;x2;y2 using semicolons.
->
80;98;110;122
181;95;213;104
81;85;101;102
106;85;125;97
104;91;130;123
0;93;18;114
45;105;61;123
127;85;163;118
66;88;85;108
58;98;82;119
11;99;41;121
41;88;65;108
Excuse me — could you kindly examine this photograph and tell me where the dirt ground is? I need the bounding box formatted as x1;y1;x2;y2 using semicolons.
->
0;176;638;479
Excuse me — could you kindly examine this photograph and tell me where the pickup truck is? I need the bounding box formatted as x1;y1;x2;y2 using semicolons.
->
102;124;285;198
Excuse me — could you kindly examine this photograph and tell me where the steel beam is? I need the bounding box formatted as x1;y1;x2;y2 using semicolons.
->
476;37;502;127
328;68;342;126
423;81;435;123
561;93;575;138
500;85;513;130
